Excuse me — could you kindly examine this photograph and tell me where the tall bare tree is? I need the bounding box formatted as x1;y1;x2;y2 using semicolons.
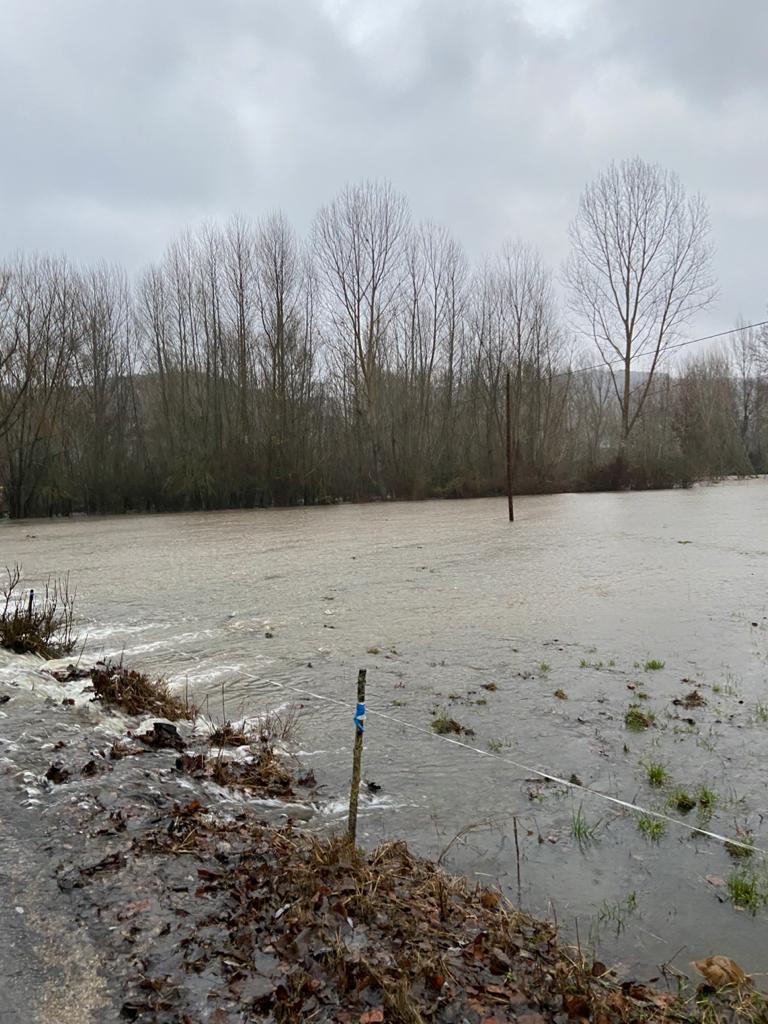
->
566;156;716;451
0;256;80;517
313;181;409;495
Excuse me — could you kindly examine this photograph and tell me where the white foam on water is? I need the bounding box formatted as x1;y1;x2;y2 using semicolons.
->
319;794;409;817
84;621;171;641
172;662;250;685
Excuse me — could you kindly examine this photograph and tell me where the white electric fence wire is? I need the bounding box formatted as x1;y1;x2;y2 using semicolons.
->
240;671;766;858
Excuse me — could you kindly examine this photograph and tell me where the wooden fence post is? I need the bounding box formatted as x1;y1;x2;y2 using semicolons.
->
506;370;514;523
347;668;367;843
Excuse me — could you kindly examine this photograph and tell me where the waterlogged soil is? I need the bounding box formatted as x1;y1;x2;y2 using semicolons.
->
0;686;324;1021
2;480;768;982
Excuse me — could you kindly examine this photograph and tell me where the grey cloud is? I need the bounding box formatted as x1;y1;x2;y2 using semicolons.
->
0;0;765;331
596;0;768;102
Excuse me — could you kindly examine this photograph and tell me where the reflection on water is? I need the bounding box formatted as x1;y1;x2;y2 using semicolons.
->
2;479;768;977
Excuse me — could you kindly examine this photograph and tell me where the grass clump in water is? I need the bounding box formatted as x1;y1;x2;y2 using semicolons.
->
206;705;302;750
725;833;755;860
643;761;668;788
667;787;697;813
624;705;654;731
539;661;551;674
755;702;768;723
208;720;251;747
0;565;78;660
432;708;474;737
91;661;193;721
636;813;665;841
644;658;665;671
571;803;601;844
727;870;767;913
487;737;511;754
696;785;717;818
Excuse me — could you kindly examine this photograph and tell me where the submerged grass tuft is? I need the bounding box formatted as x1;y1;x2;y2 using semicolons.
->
571;803;601;843
625;705;655;731
644;659;665;671
487;737;511;754
725;834;755;860
667;787;697;814
696;785;717;819
636;813;665;841
432;708;474;737
643;761;668;787
727;869;767;913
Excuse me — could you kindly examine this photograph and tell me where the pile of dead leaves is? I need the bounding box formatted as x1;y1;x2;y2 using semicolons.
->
126;806;767;1023
177;748;296;800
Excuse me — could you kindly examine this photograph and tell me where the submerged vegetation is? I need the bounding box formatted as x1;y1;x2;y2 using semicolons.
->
624;705;655;731
667;787;697;814
431;708;475;737
643;761;669;787
208;706;301;749
636;813;666;841
727;869;768;914
697;785;717;818
571;803;601;843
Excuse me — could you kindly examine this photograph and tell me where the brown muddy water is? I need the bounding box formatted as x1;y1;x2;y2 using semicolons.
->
2;479;768;980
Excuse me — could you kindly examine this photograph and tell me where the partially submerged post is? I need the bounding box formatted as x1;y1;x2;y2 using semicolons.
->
347;668;366;843
27;589;34;618
506;370;514;522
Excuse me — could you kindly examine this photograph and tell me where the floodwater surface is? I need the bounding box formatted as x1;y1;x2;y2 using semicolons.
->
3;480;768;979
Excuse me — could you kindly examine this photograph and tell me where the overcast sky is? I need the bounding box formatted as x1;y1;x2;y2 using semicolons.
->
1;0;766;339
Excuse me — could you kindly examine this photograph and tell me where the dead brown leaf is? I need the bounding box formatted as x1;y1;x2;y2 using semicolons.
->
692;955;749;988
563;992;591;1018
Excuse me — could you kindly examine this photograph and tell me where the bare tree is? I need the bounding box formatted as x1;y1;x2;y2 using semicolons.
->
1;176;757;517
254;212;318;502
393;222;468;494
313;181;409;495
566;156;716;451
0;256;80;517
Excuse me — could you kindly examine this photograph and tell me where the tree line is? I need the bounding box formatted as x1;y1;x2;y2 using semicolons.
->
1;158;766;518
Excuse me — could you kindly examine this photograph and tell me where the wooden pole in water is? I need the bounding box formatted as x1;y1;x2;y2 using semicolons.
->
506;370;514;522
347;668;367;843
27;589;34;617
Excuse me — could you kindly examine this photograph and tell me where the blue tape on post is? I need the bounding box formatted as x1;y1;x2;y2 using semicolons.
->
354;702;366;733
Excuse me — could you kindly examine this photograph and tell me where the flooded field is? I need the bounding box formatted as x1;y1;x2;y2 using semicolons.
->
2;479;768;979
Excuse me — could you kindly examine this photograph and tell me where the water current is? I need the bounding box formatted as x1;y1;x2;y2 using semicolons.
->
2;479;767;978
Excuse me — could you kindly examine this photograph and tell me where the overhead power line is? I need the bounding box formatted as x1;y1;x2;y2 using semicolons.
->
559;318;768;381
